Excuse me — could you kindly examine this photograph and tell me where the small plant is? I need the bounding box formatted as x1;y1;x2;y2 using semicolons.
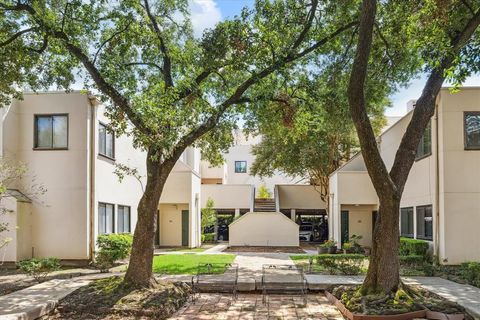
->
94;234;133;272
201;198;216;234
17;257;61;282
316;254;365;275
342;241;353;253
460;262;480;287
201;233;215;242
320;239;337;248
257;184;272;199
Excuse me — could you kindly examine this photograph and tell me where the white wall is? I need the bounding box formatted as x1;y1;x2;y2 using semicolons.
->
229;212;299;246
3;92;91;260
201;184;253;209
277;185;326;209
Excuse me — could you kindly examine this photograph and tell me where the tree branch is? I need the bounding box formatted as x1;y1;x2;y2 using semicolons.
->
93;22;131;64
0;27;37;47
347;0;397;200
291;0;319;51
176;69;212;100
143;0;173;87
389;8;480;190
123;62;164;73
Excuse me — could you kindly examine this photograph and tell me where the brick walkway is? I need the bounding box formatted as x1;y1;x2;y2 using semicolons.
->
170;293;344;320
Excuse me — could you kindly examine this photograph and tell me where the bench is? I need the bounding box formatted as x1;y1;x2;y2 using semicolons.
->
191;263;238;302
261;264;307;305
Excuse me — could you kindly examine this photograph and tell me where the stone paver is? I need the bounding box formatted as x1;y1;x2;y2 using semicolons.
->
403;276;480;319
202;244;228;254
170;293;344;320
0;272;123;320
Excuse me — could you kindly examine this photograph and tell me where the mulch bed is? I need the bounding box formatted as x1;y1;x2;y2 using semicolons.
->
42;276;191;320
329;284;473;319
224;246;306;253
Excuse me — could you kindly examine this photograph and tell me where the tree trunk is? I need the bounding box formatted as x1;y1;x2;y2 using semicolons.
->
362;197;400;294
123;149;171;287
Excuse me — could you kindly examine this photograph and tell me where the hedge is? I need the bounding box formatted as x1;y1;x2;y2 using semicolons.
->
399;254;424;267
399;237;429;257
94;233;133;272
316;254;366;275
201;232;215;242
460;262;480;287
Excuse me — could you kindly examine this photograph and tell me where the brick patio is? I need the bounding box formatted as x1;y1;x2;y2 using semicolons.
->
170;293;344;320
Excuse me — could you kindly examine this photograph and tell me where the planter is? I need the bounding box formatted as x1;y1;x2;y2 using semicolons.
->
318;247;329;254
327;247;337;254
325;291;464;320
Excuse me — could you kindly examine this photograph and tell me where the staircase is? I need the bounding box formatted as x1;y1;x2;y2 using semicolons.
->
254;198;276;212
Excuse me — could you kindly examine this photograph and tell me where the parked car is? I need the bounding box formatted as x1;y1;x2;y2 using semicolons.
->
299;223;315;242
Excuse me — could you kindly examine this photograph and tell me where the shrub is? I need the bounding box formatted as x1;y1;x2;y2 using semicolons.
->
320;239;337;248
316;254;365;275
399;238;429;257
460;262;480;287
94;234;133;272
17;257;61;282
399;254;424;267
202;233;215;242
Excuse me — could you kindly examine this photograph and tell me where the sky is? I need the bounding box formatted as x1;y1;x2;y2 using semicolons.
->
191;0;480;117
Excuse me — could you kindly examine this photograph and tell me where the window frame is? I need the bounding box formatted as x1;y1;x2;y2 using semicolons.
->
416;204;433;241
98;202;115;235
400;206;414;238
117;205;131;234
98;122;116;160
415;121;432;161
234;161;247;173
33;114;69;150
464;111;480;150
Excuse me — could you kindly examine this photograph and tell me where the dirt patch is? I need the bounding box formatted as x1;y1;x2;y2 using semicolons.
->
42;276;191;319
224;246;305;253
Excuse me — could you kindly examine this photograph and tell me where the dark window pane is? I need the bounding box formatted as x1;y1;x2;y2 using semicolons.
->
400;207;414;238
416;122;432;159
99;123;114;158
98;203;106;235
235;161;247;173
416;205;433;240
465;113;480;149
98;203;114;234
53;116;68;148
36;116;53;148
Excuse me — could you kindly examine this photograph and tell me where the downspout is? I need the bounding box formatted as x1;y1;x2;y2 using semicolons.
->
88;97;97;261
434;102;440;262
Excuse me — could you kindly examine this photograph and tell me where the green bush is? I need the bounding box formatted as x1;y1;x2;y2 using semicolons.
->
17;257;61;282
202;233;215;242
399;255;424;267
94;234;133;272
399;238;429;257
316;254;365;275
460;262;480;287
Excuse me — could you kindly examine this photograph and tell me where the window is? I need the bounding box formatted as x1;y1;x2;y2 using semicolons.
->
98;123;115;158
416;121;432;160
98;203;114;235
117;205;131;233
234;161;247;173
464;112;480;150
400;207;414;238
416;205;433;241
34;114;68;149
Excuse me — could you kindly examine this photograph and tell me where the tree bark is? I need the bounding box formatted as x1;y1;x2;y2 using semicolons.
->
123;148;174;287
348;0;480;296
362;198;400;294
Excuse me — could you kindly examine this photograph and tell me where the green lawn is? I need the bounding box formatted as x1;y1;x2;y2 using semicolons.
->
165;247;206;253
152;254;236;275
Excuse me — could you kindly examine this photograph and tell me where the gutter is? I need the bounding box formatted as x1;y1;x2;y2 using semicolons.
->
87;96;97;261
434;101;441;261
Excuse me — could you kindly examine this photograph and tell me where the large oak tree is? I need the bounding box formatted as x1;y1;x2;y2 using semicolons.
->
348;0;480;294
1;0;359;287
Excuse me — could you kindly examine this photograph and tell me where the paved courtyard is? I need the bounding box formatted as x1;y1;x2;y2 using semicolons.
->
170;293;344;320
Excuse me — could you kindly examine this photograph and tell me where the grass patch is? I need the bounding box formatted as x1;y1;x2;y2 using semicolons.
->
165;247;206;253
152;254;235;275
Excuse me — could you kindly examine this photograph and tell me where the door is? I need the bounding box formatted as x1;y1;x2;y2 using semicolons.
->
181;210;189;246
154;210;160;247
341;211;349;245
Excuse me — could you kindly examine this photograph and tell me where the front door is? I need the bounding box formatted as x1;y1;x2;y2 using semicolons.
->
341;211;349;245
181;210;189;246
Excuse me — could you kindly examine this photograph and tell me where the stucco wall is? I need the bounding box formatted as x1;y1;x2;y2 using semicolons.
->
438;88;480;264
200;184;253;209
3;92;90;260
277;185;326;209
159;203;188;246
229;212;299;246
342;205;376;247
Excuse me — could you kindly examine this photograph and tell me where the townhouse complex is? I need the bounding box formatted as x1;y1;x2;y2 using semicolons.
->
0;92;324;264
329;87;480;264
